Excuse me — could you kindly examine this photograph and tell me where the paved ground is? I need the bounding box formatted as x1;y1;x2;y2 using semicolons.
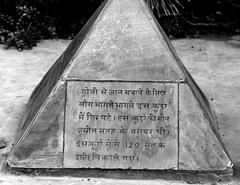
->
0;37;240;184
0;176;225;185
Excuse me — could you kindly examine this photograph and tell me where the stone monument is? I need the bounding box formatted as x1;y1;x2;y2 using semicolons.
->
7;0;232;171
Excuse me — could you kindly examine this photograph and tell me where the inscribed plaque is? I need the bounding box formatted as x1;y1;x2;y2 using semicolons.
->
64;81;178;169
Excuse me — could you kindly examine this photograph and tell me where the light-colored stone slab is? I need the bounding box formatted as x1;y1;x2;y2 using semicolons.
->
5;0;233;171
178;84;231;170
65;0;184;82
7;82;65;168
64;81;178;169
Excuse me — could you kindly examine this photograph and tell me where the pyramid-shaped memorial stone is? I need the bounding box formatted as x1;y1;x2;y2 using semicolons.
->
7;0;232;171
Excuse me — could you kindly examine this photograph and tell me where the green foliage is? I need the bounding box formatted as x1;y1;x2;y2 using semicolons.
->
0;0;103;50
146;0;184;16
0;0;239;50
0;0;187;50
0;0;57;50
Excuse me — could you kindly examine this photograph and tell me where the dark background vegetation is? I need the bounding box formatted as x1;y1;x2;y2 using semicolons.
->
0;0;240;50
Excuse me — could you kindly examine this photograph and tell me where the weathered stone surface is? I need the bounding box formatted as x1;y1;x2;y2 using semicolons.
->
65;0;184;82
0;140;7;149
7;0;232;171
179;84;231;170
15;0;109;141
8;82;65;168
64;82;178;169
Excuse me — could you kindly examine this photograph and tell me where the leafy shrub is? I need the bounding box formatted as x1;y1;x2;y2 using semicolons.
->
0;0;239;50
0;0;185;50
0;0;57;50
